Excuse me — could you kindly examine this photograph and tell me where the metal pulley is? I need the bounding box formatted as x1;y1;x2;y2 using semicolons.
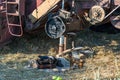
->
45;15;66;39
89;5;105;24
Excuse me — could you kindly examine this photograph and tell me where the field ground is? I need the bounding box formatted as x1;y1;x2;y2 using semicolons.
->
0;24;120;80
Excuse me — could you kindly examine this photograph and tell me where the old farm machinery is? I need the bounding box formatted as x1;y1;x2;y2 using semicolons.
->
0;0;120;47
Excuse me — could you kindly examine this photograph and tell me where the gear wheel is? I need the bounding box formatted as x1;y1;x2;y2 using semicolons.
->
89;5;105;24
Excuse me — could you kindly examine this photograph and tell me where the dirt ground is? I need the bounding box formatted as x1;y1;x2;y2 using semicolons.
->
0;25;120;80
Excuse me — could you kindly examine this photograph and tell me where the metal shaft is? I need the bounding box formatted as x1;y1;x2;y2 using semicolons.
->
59;35;64;54
62;0;64;9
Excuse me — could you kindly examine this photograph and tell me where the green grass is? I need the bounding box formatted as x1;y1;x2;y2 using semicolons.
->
0;29;120;80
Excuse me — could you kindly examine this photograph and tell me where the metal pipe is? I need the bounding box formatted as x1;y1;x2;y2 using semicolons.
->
62;0;64;9
71;0;75;14
58;35;64;54
64;35;67;51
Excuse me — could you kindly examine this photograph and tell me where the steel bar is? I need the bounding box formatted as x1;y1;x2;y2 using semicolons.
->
58;35;64;54
62;0;64;9
57;47;84;57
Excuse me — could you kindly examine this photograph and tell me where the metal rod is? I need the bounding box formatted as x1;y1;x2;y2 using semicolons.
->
104;5;120;19
71;0;75;14
64;35;67;51
62;0;64;9
72;41;75;49
57;47;83;57
58;35;64;54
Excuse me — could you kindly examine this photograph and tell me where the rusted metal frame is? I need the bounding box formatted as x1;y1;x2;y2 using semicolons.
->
15;0;23;36
58;35;65;54
17;0;25;36
0;0;12;45
6;0;23;37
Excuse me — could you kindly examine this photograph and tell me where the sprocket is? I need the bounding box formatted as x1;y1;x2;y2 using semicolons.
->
89;5;105;24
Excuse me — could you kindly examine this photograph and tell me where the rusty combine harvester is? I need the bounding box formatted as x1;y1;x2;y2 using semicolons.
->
0;0;120;47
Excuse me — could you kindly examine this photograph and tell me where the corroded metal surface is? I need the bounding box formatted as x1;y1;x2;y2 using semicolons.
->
0;0;17;47
0;0;120;47
0;14;13;46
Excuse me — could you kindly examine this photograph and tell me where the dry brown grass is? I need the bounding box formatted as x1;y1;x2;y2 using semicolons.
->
0;29;120;80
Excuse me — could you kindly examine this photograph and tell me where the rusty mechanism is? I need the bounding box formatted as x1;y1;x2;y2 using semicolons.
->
0;0;119;47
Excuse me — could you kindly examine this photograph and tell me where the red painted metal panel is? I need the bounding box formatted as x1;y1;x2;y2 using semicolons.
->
0;0;1;4
20;0;25;15
25;0;44;15
0;0;2;10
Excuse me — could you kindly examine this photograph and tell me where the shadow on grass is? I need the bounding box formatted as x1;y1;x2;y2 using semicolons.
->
0;31;59;54
75;23;120;54
0;23;120;80
1;23;120;55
